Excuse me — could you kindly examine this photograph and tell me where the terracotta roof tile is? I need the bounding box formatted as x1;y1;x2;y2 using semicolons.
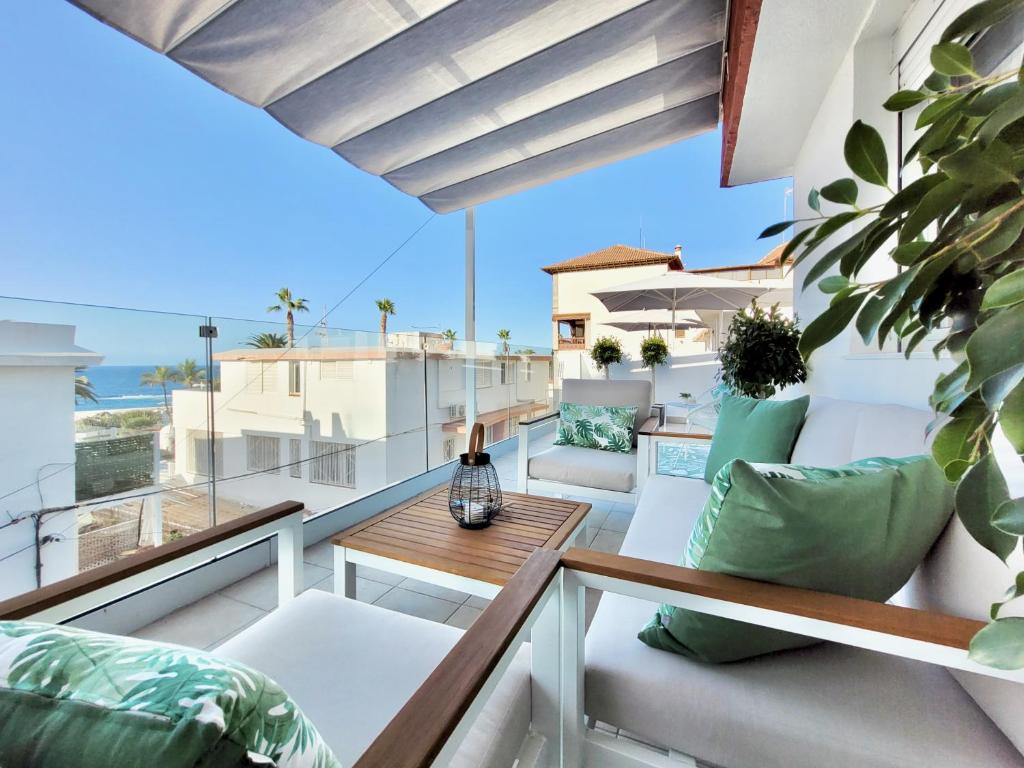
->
541;245;682;274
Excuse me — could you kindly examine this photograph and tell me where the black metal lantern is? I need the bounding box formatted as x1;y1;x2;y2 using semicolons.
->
449;423;502;529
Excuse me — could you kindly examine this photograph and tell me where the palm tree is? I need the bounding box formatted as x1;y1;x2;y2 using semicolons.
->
267;288;309;347
75;367;97;404
375;298;396;344
140;366;179;414
497;329;511;357
177;359;206;388
245;332;288;349
442;329;457;343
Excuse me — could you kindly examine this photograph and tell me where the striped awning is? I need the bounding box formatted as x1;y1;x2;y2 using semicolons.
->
70;0;726;213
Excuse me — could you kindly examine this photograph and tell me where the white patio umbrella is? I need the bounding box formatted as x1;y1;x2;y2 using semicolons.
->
592;271;779;340
602;310;706;333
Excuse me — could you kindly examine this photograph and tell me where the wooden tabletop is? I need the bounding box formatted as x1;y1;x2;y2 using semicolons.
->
333;485;590;586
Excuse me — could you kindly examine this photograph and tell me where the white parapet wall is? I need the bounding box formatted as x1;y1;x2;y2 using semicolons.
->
0;321;103;601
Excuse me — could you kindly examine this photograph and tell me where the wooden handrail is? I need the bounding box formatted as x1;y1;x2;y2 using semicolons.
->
355;548;562;768
518;410;559;426
562;548;983;650
0;500;305;621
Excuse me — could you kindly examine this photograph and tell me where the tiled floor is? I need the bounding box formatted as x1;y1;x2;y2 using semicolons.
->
132;438;635;649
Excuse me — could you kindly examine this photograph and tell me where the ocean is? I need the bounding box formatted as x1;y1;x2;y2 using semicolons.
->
76;365;217;412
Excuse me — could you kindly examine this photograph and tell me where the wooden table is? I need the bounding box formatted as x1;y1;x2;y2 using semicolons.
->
332;485;591;599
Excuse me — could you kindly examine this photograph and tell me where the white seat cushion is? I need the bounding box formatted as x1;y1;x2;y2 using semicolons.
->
528;444;636;493
216;590;530;767
587;474;1024;767
585;592;1023;768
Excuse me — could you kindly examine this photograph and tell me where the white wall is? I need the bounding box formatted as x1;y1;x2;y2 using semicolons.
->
789;5;955;409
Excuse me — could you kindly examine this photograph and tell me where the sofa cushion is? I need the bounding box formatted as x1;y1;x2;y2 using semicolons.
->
0;619;339;768
703;394;809;481
586;590;1024;768
790;396;933;465
217;590;530;768
562;378;652;446
641;456;954;662
528;444;636;493
553;402;636;453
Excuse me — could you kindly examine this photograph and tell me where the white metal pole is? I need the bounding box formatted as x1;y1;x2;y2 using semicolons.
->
465;207;477;451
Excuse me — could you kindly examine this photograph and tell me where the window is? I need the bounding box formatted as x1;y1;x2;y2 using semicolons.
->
523;361;533;382
485;424;495;445
289;438;302;479
309;440;356;488
245;362;277;394
188;429;223;478
246;435;280;474
476;362;493;388
556;316;587;350
320;360;353;380
288;362;302;395
442;438;456;462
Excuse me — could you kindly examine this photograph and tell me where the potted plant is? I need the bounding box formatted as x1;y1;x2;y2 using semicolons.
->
640;335;670;400
590;336;623;379
761;2;1023;666
679;392;694;403
718;303;807;399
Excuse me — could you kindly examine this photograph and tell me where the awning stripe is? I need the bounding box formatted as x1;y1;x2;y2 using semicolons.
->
68;0;727;212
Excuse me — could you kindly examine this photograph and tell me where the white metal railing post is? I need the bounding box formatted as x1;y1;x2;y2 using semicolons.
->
277;512;304;605
465;207;477;449
636;433;652;493
559;568;585;768
530;586;561;766
517;421;531;493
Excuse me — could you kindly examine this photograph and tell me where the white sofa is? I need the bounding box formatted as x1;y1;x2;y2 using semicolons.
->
585;396;1024;768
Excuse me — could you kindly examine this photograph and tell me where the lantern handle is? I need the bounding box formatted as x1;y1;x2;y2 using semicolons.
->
467;422;485;464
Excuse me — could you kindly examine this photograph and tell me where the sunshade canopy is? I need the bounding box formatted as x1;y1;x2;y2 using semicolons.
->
70;0;726;213
592;271;777;312
600;310;705;332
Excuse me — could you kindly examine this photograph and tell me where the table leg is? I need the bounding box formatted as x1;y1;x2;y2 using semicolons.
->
333;546;357;599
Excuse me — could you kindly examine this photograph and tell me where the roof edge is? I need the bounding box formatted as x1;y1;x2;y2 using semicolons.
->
720;0;762;188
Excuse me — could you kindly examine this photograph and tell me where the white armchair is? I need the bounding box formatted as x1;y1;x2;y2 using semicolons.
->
517;379;662;504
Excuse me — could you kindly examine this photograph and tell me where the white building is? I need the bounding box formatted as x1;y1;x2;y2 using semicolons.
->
0;321;102;600
545;243;792;402
172;333;552;514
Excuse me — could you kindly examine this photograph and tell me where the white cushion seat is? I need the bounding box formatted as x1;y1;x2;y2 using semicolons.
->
584;473;1024;767
216;589;530;768
528;444;636;493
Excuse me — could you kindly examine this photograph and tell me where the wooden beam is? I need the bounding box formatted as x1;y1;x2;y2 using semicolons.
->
355;549;562;768
561;548;983;650
0;500;305;621
720;0;763;187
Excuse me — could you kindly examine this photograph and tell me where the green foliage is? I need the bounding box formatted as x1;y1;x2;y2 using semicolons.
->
766;0;1024;666
76;409;162;432
640;335;670;369
245;332;288;348
74;367;97;404
590;336;623;376
719;303;807;399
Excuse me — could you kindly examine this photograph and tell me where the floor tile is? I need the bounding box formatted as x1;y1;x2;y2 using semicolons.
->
601;511;633;533
398;577;470;604
373;587;461;623
465;595;491;610
303;539;335;569
218;562;331;611
446;604;483;630
585;526;600;547
132;594;265;650
357;564;405;586
612;501;637;515
590;530;625;554
310;575;392;604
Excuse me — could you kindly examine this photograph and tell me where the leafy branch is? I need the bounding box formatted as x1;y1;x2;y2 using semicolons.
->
760;0;1024;668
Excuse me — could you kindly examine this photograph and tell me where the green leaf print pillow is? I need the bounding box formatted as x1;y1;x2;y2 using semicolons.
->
554;401;637;454
0;620;341;768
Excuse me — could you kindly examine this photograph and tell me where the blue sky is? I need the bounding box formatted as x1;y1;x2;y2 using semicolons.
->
1;2;791;362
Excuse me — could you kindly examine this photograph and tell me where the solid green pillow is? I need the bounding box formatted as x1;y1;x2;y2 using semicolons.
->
639;456;953;663
703;394;810;482
0;620;341;768
554;401;637;454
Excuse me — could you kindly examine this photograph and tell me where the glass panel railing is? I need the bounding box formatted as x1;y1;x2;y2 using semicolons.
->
0;296;556;605
0;296;211;603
